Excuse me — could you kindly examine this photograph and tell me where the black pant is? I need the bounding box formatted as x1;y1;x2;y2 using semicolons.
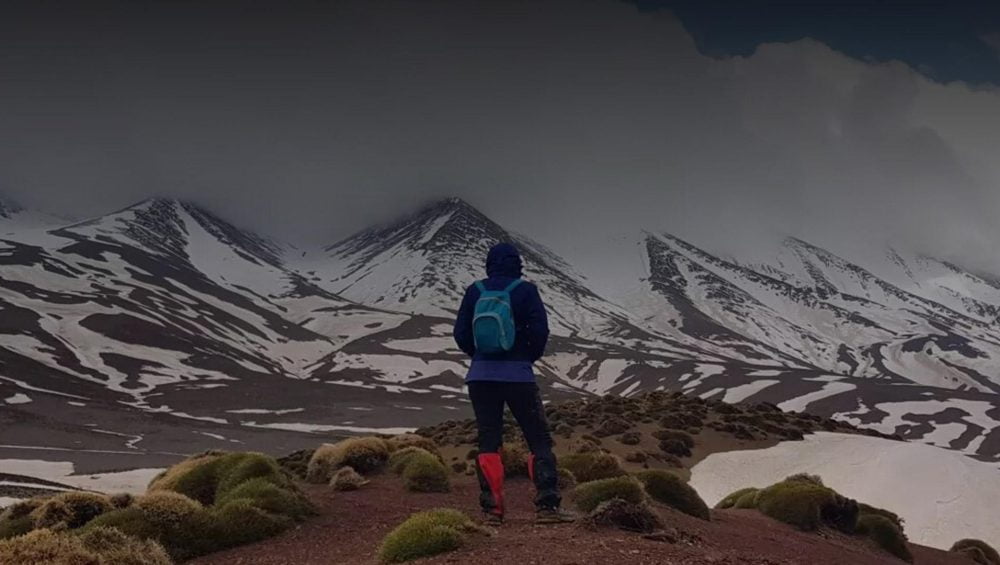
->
468;381;560;510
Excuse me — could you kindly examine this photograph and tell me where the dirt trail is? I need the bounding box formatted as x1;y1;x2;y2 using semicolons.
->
190;475;969;565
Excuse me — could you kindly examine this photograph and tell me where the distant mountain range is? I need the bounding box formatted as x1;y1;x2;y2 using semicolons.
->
1;195;998;463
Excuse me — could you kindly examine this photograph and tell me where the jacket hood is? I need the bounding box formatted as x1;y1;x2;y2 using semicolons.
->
486;242;523;278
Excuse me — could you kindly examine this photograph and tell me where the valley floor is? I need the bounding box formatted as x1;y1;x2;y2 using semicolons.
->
190;475;968;565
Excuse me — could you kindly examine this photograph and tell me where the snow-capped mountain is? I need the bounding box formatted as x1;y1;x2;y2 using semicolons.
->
2;196;1000;464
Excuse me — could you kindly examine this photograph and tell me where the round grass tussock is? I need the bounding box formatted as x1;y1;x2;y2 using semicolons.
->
389;447;436;475
557;467;577;490
950;539;1000;565
572;476;645;513
856;514;912;563
560;452;626;483
0;498;45;540
82;504;217;561
501;443;530;478
734;490;760;509
716;487;759;509
635;470;710;520
387;434;441;457
402;453;451;493
331;466;369;491
378;508;479;563
307;437;390;482
0;526;172;565
211;499;292;548
30;491;114;531
215;477;312;520
133;491;203;526
79;526;173;565
754;481;839;531
858;503;905;535
583;498;664;534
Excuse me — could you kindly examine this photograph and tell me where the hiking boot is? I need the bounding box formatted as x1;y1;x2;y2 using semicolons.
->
482;512;504;526
535;507;577;524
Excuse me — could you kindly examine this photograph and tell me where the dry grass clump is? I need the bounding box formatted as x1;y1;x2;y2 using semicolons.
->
306;437;390;482
0;498;46;540
0;527;171;565
402;453;451;493
582;498;664;534
386;434;441;458
856;514;912;563
950;539;1000;565
331;467;369;491
635;470;710;520
30;492;114;531
572;476;645;513
560;452;626;483
378;509;484;563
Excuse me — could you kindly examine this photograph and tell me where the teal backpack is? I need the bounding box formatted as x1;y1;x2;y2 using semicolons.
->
472;279;522;354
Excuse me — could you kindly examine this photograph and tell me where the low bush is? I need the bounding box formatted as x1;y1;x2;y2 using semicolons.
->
306;437;390;482
331;467;368;491
378;509;481;563
215;477;312;520
950;539;1000;565
30;491;114;531
618;431;641;446
624;451;647;464
402;452;451;493
560;452;626;483
0;498;45;540
0;527;172;565
593;417;631;438
572;476;645;513
109;493;134;510
715;487;759;510
389;447;436;475
858;503;905;535
211;498;292;548
583;498;664;533
80;526;173;565
652;429;694;448
386;434;441;458
784;473;824;486
754;480;856;532
276;448;315;480
635;470;710;520
658;438;692;457
83;494;217;560
501;444;531;478
856;514;912;563
557;467;577;490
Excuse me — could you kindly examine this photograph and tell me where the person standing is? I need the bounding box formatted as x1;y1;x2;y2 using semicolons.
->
453;242;574;524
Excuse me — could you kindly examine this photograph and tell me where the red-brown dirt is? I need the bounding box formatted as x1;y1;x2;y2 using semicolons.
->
190;475;970;565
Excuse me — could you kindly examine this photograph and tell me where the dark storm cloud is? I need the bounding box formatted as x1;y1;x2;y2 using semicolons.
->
1;1;998;271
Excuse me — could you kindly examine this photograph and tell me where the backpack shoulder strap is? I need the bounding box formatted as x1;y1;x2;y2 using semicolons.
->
474;280;486;293
503;278;523;293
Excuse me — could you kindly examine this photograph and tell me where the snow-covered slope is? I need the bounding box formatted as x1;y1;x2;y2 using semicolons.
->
3;195;1000;464
690;432;1000;551
635;232;1000;393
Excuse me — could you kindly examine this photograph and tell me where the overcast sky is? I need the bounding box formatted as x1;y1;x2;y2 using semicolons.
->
2;1;999;272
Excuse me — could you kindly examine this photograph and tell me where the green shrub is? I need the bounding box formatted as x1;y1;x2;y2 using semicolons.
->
211;499;292;548
618;431;641;446
0;527;172;565
108;493;134;510
716;487;759;509
331;467;369;491
784;473;824;486
402;453;450;493
0;498;44;540
856;514;912;563
387;434;441;458
657;438;692;457
307;437;390;482
378;509;480;563
635;470;710;520
276;448;315;480
572;476;645;513
950;539;1000;565
85;451;310;561
389;447;436;475
583;498;663;533
501;444;530;478
83;499;217;560
858;503;905;535
215;477;312;519
557;467;577;490
30;492;114;531
79;526;173;565
560;452;626;483
755;481;854;532
652;429;694;448
734;490;760;509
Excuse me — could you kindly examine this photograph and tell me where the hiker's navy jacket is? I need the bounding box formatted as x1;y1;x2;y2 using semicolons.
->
453;243;549;382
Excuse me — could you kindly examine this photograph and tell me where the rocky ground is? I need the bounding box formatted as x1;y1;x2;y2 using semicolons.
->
190;476;968;565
